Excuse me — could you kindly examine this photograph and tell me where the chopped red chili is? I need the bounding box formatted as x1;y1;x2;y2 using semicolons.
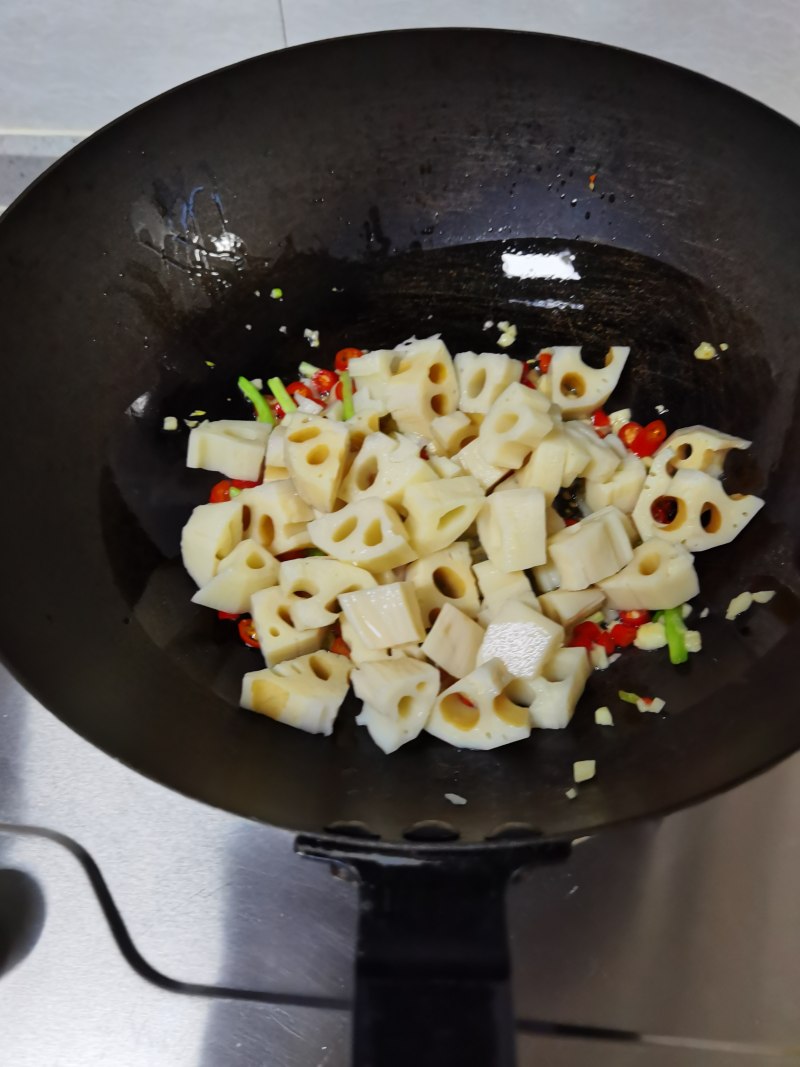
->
237;617;260;648
618;421;642;448
329;636;351;658
208;478;258;503
334;347;363;373
286;381;314;400
313;368;338;394
591;409;611;436
334;375;357;401
217;610;240;621
619;609;651;627
628;419;667;458
538;351;553;374
610;623;637;648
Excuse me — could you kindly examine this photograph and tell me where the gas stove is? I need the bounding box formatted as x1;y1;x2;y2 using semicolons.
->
1;659;798;1066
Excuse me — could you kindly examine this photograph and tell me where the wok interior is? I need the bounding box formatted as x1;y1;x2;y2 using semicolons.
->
1;30;800;843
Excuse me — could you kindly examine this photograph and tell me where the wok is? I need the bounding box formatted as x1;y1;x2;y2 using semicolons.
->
1;28;799;1066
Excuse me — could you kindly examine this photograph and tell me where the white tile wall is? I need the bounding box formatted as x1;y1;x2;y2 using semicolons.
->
282;0;800;123
0;0;286;133
1;0;799;208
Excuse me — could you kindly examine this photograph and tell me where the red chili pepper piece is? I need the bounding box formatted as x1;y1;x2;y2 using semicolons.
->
629;419;668;458
217;610;240;621
334;347;363;373
591;409;612;437
640;697;653;707
287;381;314;400
329;636;351;658
267;396;285;420
651;496;678;525
538;351;553;374
564;517;579;527
237;617;260;648
456;693;476;707
334;375;357;401
313;368;338;394
572;621;602;644
619;609;651;627
209;480;231;503
618;421;643;448
610;623;637;648
595;631;616;655
520;365;537;389
568;633;594;650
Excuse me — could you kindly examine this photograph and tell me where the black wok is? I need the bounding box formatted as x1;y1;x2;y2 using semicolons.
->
1;28;799;1066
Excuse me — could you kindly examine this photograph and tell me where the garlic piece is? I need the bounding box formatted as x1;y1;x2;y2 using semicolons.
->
353;658;440;753
421;603;485;679
548;346;630;418
339;581;425;649
241;651;351;735
477;601;564;678
191;539;278;613
725;591;753;620
187;419;271;482
633;621;668;650
573;759;596;783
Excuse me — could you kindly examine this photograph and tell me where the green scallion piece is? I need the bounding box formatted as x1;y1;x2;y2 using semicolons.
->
305;548;326;557
618;690;640;704
298;361;320;378
229;486;242;498
663;607;688;665
267;377;298;414
237;375;275;424
340;370;354;420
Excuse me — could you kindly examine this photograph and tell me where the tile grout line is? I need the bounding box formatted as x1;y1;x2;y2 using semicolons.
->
277;0;289;48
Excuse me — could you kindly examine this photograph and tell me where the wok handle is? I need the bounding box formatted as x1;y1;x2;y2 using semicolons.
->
352;855;517;1067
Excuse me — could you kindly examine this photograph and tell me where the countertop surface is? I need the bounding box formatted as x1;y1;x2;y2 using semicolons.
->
2;6;800;1065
